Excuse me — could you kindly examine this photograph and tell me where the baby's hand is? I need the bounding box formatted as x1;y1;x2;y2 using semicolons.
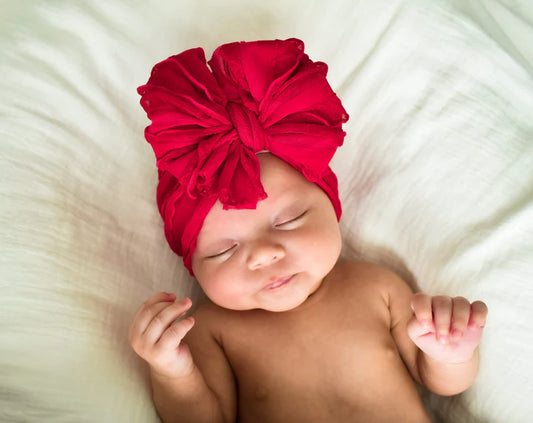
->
407;294;488;363
128;292;196;378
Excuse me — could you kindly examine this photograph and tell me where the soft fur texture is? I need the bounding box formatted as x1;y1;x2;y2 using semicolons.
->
1;1;532;422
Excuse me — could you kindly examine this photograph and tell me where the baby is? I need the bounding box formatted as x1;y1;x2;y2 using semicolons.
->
130;39;488;423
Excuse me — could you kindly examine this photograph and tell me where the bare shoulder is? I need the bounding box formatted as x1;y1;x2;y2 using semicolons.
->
333;259;413;299
189;298;233;341
193;297;225;320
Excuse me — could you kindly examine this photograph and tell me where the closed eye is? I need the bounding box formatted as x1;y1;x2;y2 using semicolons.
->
206;244;237;259
275;210;308;228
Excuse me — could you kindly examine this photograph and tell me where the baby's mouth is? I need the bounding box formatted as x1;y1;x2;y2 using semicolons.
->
264;274;294;290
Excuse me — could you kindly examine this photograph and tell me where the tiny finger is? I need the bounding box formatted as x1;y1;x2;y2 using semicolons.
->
142;291;176;308
130;298;178;341
143;298;193;344
157;317;196;351
450;296;470;340
468;300;488;329
131;292;176;324
432;296;453;343
410;293;433;329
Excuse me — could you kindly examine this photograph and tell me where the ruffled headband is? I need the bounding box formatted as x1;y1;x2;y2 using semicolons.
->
138;38;349;275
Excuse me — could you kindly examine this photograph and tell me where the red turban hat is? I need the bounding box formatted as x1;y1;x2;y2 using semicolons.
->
137;38;349;275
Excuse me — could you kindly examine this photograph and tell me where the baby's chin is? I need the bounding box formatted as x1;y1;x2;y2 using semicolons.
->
258;299;307;313
218;290;315;313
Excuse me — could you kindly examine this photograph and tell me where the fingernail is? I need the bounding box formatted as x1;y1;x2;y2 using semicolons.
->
468;322;484;330
439;335;449;344
163;292;175;301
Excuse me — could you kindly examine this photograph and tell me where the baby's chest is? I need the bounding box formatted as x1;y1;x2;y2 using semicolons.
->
224;311;401;414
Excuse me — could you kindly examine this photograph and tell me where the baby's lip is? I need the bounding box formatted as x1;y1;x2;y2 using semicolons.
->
264;274;295;290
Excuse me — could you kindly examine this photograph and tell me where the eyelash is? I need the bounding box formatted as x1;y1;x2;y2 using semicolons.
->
206;244;237;259
275;210;307;228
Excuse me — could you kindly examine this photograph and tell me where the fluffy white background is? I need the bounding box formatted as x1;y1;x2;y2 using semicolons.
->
1;1;532;422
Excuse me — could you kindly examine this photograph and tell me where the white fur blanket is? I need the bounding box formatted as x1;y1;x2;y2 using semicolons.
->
1;1;532;422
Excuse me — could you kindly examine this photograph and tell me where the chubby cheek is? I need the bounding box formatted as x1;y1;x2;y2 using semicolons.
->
319;230;342;271
195;264;249;310
298;218;341;270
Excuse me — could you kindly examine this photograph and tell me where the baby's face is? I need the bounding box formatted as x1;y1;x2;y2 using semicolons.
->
191;153;342;312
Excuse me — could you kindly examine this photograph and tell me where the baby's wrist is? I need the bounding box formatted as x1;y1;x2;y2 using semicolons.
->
422;348;477;365
149;363;196;383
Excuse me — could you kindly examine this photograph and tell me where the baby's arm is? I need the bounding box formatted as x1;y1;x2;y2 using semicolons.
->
386;275;488;396
128;292;235;423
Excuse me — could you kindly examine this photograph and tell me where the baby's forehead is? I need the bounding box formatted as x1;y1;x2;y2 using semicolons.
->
196;154;321;239
200;180;311;234
257;153;315;191
204;185;301;226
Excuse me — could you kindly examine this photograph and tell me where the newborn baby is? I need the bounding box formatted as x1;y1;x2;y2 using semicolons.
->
130;39;487;423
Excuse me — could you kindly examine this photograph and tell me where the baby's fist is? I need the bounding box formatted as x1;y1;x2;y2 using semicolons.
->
128;292;196;378
407;294;488;363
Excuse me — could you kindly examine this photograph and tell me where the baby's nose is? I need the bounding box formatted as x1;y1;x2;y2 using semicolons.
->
246;240;285;270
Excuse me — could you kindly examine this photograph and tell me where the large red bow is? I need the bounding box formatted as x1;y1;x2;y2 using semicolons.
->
138;38;348;274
